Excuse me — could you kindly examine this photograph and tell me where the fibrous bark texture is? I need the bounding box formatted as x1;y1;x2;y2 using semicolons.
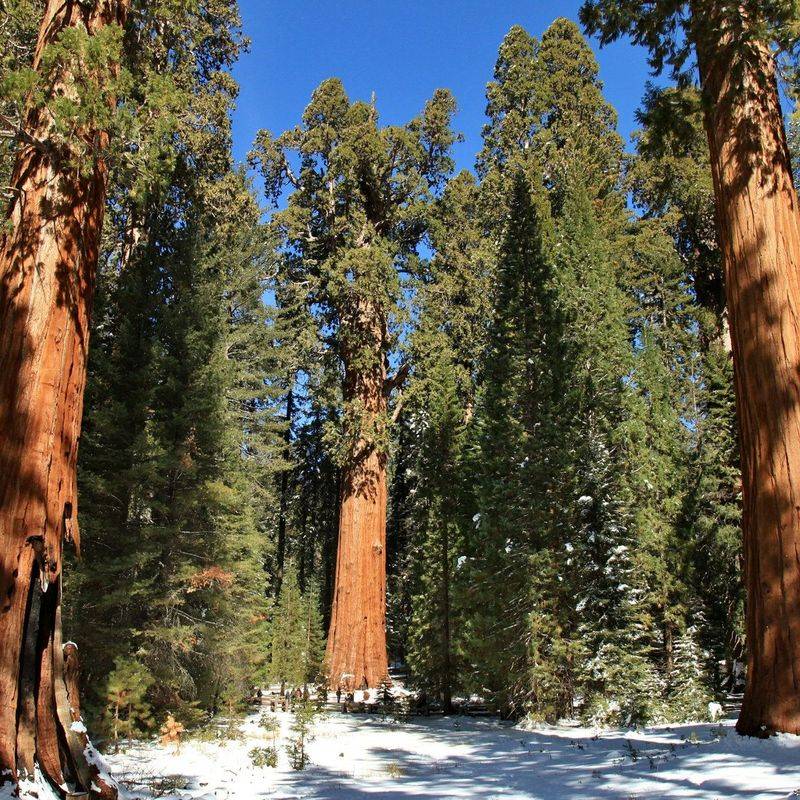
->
693;4;800;736
0;0;129;793
325;299;390;691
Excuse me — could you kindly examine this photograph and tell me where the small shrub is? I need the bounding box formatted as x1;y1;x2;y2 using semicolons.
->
259;713;281;738
386;762;405;778
159;714;185;752
220;717;244;740
258;712;281;756
104;656;155;751
249;746;278;768
286;700;318;770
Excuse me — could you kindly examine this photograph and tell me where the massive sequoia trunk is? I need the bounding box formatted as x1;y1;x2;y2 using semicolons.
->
325;298;390;691
692;5;800;736
0;0;129;793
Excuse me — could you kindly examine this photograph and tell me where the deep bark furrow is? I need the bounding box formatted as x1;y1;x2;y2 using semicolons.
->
16;563;43;778
36;582;65;788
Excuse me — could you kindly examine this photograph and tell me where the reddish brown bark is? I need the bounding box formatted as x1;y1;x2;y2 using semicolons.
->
692;4;800;736
325;298;390;690
0;0;129;792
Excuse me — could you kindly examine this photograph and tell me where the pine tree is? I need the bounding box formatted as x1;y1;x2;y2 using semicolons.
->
627;85;725;324
265;264;340;607
461;171;558;715
478;24;539;178
268;563;325;691
286;700;318;771
667;626;713;722
104;657;155;751
71;167;276;720
300;578;326;686
403;171;491;710
623;225;699;696
440;20;639;721
534;18;624;216
628;82;742;692
291;401;341;620
461;20;658;722
269;563;309;691
553;179;660;726
66;0;275;724
464;24;561;716
686;342;744;680
269;270;320;593
177;171;277;716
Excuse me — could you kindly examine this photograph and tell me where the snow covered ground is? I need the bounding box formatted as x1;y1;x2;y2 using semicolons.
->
103;710;800;800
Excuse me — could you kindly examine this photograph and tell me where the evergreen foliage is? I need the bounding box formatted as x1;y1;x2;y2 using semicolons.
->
685;342;744;677
268;563;325;690
0;0;40;187
249;77;459;469
104;656;155;749
667;626;713;722
286;700;318;771
627;81;743;688
460;170;559;716
402;17;735;724
579;0;799;81
403;170;492;709
552;180;657;727
64;0;278;726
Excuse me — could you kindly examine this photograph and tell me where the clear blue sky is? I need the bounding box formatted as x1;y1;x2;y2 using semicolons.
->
232;0;660;175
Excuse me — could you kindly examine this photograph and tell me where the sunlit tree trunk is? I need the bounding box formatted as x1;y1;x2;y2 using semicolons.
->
0;0;129;792
325;298;390;690
692;4;800;736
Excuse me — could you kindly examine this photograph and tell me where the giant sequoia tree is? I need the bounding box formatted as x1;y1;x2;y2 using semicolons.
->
581;0;800;735
251;79;457;690
0;0;129;794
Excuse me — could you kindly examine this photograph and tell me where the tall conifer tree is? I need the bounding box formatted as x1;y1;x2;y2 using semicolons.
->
628;84;742;689
404;171;492;710
67;0;275;725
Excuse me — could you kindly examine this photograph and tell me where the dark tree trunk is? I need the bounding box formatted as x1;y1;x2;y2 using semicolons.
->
691;3;800;736
441;521;453;714
321;472;340;632
664;620;674;678
276;385;294;593
0;0;129;792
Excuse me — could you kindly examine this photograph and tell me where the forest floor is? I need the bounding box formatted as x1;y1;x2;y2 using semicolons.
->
103;710;800;800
